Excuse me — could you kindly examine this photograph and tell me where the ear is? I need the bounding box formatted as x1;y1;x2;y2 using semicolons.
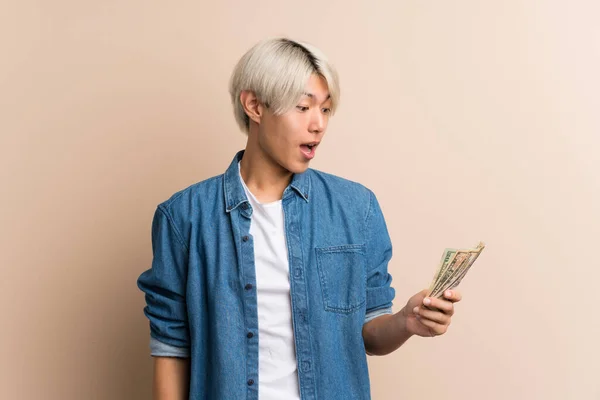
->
240;90;265;125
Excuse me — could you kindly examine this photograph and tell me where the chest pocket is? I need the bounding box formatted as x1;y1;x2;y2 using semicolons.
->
315;244;366;313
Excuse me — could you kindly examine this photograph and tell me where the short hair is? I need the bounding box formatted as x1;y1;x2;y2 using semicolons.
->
229;38;340;133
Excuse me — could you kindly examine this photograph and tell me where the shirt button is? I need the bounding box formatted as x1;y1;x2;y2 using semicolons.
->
247;332;253;338
302;361;311;371
247;379;254;386
242;235;249;242
245;283;253;290
241;203;248;210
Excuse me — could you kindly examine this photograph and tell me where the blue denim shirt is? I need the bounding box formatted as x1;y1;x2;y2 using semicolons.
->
137;150;396;400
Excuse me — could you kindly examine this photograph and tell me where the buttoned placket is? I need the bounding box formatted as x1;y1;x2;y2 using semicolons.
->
282;189;316;400
233;201;259;400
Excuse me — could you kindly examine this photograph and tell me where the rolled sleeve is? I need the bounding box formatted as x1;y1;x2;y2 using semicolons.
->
364;306;393;324
364;190;396;314
150;336;191;358
137;205;190;350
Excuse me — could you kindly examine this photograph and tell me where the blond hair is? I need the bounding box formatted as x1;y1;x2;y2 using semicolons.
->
229;38;340;133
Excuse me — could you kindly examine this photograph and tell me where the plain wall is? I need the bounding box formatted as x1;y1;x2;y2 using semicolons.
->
1;1;598;399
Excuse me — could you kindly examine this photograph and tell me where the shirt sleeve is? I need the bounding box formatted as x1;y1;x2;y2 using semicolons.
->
364;306;393;324
150;336;191;358
137;205;191;351
364;190;396;314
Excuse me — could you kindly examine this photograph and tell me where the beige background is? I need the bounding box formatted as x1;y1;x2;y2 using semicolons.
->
1;1;599;399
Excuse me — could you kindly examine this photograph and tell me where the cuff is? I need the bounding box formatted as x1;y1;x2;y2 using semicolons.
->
150;336;191;358
364;306;393;324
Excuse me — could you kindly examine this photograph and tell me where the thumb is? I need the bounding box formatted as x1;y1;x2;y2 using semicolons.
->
409;289;428;307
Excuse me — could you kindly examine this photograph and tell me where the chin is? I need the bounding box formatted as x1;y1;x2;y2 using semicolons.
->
281;161;310;175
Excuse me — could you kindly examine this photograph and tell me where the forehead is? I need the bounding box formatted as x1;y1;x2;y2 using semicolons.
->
301;75;330;102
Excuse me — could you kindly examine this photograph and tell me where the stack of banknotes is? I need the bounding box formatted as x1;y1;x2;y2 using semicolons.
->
427;242;486;299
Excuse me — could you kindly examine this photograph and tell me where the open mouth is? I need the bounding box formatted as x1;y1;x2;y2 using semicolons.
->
300;142;318;159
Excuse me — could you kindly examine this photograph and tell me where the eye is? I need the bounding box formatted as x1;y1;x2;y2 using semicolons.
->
296;105;309;112
322;107;332;114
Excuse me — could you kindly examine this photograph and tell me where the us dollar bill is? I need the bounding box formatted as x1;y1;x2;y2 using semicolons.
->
427;248;458;293
434;245;484;297
427;242;485;299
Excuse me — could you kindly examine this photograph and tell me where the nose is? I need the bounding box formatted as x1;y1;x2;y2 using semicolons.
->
308;109;326;134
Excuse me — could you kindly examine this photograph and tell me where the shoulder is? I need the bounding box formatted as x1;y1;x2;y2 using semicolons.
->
308;168;372;195
306;168;377;219
155;174;223;223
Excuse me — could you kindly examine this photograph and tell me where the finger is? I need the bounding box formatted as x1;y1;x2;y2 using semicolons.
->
413;306;451;325
415;316;448;336
413;289;428;304
423;297;454;315
443;289;462;303
408;290;429;309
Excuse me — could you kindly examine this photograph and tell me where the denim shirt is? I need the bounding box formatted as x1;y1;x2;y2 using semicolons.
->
137;150;396;400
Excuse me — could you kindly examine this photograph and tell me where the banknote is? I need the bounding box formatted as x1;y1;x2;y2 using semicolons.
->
427;242;485;299
433;246;484;297
427;248;459;294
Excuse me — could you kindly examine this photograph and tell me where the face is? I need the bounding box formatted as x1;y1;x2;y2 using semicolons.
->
255;74;332;174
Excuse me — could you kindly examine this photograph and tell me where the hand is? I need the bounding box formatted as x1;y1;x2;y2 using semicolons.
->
401;289;462;338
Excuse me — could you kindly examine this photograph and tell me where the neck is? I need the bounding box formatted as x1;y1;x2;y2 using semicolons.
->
240;134;293;204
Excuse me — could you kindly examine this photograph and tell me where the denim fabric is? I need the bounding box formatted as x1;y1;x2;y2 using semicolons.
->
149;303;393;358
137;150;396;400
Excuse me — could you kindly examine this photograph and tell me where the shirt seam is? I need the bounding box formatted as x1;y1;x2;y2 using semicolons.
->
157;205;189;253
363;189;375;235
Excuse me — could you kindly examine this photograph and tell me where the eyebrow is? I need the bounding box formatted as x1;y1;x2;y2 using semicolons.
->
303;92;331;101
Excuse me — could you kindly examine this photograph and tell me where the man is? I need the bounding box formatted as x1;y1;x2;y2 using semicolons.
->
137;37;461;400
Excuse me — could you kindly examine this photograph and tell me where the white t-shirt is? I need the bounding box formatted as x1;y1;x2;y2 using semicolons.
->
239;162;301;400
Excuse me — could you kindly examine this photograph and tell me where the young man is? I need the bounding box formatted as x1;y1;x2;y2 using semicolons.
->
137;38;462;400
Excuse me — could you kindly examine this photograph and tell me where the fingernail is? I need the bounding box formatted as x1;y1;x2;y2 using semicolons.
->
445;290;452;297
413;306;419;314
423;298;431;306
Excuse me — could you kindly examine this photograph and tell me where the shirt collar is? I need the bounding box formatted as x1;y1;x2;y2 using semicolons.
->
223;150;310;213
